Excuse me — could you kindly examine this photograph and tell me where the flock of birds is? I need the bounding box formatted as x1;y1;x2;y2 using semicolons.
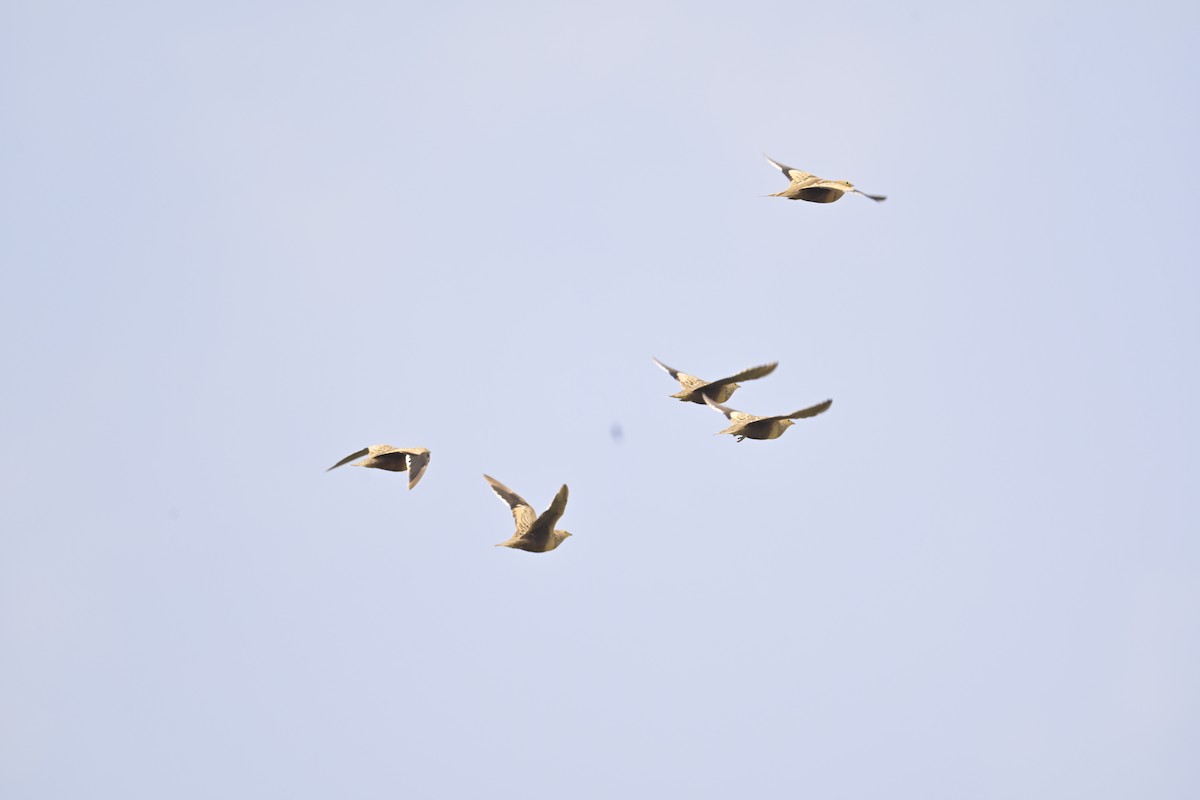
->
327;155;885;553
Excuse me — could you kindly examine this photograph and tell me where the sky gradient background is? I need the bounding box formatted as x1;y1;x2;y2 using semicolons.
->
3;1;1199;797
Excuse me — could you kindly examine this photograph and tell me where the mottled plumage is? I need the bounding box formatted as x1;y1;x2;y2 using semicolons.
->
704;394;832;441
485;474;572;553
326;445;431;490
652;357;778;404
765;154;886;203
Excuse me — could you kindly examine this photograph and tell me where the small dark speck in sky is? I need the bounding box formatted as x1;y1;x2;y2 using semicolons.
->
610;423;623;443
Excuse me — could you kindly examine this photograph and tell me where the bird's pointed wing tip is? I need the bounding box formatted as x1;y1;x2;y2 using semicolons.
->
326;446;369;471
788;399;834;418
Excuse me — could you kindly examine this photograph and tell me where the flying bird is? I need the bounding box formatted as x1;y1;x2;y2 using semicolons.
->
764;154;886;203
326;445;431;490
485;474;572;553
704;394;832;441
652;357;778;404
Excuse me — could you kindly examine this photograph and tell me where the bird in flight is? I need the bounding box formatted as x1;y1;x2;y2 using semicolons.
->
326;445;431;490
764;154;886;203
704;395;833;441
485;474;572;553
652;357;778;405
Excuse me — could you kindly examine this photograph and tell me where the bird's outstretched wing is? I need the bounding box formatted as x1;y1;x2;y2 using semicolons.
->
703;394;754;422
538;484;569;529
853;189;887;202
764;154;815;183
705;361;778;391
771;399;833;421
652;357;682;381
400;449;431;489
484;474;537;534
327;447;369;471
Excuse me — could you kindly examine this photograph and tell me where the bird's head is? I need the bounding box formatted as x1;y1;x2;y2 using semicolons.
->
781;419;796;429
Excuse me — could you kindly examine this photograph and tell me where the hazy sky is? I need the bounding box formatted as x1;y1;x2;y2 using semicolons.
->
3;1;1198;797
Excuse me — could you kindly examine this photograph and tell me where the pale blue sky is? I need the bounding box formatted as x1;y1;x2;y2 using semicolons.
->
2;1;1199;797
